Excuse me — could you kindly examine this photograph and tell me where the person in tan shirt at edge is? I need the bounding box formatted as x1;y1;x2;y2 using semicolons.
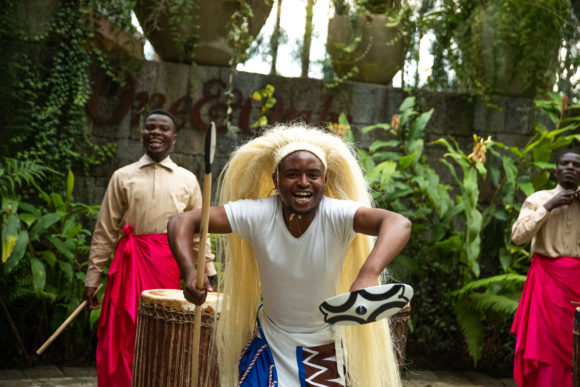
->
83;109;217;386
510;149;580;387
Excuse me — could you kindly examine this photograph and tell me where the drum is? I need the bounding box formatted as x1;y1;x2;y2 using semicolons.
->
132;289;220;387
574;307;580;387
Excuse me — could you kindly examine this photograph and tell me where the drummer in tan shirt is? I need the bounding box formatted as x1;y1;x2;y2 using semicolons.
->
510;150;580;387
83;109;216;386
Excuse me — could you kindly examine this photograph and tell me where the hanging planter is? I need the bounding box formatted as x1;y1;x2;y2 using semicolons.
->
326;13;408;85
134;0;273;66
468;2;563;97
433;0;571;97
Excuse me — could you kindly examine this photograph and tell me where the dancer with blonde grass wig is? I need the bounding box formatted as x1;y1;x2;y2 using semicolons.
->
168;124;411;386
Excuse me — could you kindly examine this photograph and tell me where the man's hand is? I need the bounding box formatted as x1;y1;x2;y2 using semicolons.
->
182;271;214;305
83;286;100;310
544;189;578;211
349;270;380;292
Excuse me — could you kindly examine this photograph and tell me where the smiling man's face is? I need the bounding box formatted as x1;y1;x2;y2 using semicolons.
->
142;114;177;162
273;150;326;216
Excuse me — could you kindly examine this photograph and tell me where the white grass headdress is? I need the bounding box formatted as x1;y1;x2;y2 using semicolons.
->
274;141;328;171
213;123;402;387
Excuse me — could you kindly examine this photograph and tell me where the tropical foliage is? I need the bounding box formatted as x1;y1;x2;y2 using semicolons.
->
359;93;580;367
1;162;101;366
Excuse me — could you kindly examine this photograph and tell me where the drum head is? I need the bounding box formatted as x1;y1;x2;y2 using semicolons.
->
140;289;221;313
319;283;413;326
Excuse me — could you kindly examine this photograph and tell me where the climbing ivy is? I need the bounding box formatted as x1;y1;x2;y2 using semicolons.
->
0;1;119;187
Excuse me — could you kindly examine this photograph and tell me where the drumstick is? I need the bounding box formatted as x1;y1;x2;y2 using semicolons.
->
572;300;580;306
191;122;216;387
36;283;104;355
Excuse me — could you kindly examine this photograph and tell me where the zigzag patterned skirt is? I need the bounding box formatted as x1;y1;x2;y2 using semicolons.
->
239;307;345;387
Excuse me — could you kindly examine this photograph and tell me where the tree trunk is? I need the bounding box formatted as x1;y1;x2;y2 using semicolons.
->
270;0;283;75
300;0;315;78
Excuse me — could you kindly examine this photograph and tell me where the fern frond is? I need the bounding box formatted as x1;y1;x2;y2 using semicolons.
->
467;292;520;316
455;300;484;365
0;158;53;196
452;273;527;296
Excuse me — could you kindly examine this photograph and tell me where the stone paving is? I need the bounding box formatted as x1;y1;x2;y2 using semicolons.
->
0;366;516;387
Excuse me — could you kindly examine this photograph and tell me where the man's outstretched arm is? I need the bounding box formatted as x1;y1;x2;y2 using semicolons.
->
351;207;412;291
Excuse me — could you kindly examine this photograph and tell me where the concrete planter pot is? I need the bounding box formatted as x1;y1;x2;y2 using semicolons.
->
468;3;560;97
326;14;408;85
134;0;273;66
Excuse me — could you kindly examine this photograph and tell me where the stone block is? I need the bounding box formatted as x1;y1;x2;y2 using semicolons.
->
0;369;25;380
61;367;97;377
21;366;63;378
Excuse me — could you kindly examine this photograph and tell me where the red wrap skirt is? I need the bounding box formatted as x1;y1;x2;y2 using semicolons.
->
511;253;580;387
96;225;181;387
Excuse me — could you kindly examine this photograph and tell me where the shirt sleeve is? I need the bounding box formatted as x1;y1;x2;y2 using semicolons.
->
323;198;361;243
511;194;551;245
85;171;125;287
224;199;269;241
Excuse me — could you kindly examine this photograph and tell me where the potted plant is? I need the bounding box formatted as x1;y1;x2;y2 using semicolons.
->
429;0;573;97
133;0;274;66
326;0;412;85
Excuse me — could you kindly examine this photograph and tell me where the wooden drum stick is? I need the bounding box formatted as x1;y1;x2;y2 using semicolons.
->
36;282;104;355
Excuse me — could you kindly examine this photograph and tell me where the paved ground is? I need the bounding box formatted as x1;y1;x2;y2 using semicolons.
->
0;366;516;387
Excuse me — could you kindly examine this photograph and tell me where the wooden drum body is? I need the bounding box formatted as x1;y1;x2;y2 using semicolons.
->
133;289;220;387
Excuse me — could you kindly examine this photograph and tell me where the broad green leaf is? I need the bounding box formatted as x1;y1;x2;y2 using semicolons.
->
531;161;555;170
90;309;102;329
19;213;37;228
372;151;401;162
492;209;508;221
1;197;18;214
51;193;65;212
518;176;535;197
398;96;415;113
58;260;73;282
406;139;424;158
40;250;57;268
29;212;63;241
361;123;390;134
408;109;434;142
502;156;517;183
30;258;46;292
399;152;417;170
18;202;41;217
47;235;75;260
66;169;74;201
4;230;28;273
509;147;522;157
377;161;397;188
369;140;399;153
474;161;487;180
532;140;552;163
2;213;20;262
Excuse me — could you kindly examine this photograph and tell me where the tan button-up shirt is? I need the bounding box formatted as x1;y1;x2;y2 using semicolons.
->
85;154;215;287
511;184;580;258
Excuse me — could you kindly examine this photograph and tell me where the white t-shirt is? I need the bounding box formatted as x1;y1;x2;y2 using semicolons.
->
224;195;361;333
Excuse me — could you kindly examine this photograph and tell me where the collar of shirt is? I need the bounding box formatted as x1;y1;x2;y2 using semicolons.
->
137;154;178;172
554;184;580;193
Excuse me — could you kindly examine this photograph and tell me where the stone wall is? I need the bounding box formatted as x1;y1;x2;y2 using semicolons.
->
81;59;536;205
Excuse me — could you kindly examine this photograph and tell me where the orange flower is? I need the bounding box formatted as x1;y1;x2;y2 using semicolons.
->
562;95;569;112
391;114;400;132
468;134;492;163
327;122;346;139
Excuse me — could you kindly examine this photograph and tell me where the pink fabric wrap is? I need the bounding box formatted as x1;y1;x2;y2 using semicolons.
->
96;225;182;387
511;253;580;387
